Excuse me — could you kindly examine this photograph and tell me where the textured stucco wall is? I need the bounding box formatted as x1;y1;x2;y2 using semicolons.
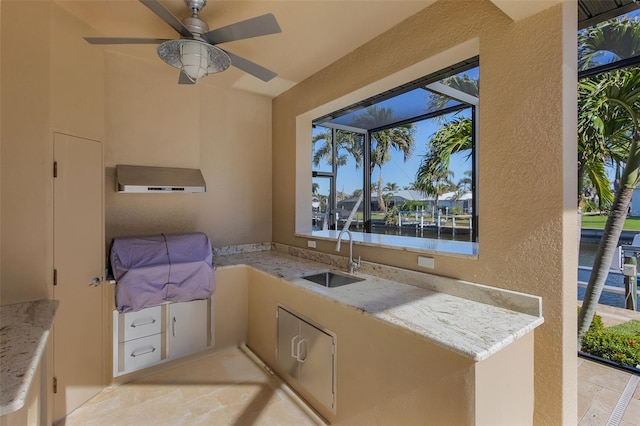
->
1;0;273;300
102;51;273;248
1;1;105;305
272;0;577;423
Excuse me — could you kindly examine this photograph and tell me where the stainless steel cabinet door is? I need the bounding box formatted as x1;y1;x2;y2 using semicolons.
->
276;306;335;412
298;320;334;411
277;307;301;378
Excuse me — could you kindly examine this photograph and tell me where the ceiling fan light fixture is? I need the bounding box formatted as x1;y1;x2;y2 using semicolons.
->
180;41;209;82
157;39;230;83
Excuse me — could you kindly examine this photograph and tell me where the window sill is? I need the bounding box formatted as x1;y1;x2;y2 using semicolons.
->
297;230;478;259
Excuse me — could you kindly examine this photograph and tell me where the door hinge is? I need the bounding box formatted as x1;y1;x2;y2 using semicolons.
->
53;376;58;394
53;161;58;178
53;269;57;286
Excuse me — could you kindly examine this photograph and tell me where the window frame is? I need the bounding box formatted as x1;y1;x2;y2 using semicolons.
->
295;42;481;258
310;59;479;244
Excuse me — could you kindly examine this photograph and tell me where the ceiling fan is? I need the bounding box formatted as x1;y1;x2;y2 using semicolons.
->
84;0;281;84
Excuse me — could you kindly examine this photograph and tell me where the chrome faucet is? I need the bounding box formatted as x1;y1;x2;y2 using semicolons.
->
336;229;361;274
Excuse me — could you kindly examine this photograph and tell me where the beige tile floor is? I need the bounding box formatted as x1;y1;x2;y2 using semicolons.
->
62;303;640;426
61;346;640;426
577;303;640;426
60;348;324;426
578;357;639;426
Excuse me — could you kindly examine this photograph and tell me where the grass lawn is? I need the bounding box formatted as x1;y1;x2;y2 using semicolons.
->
582;215;640;231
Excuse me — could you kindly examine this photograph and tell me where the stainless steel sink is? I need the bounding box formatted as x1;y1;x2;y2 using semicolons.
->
302;271;365;288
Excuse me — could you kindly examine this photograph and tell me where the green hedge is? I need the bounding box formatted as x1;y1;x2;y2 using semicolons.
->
581;331;640;367
579;309;640;368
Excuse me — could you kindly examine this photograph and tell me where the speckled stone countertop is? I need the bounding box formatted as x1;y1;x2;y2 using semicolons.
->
214;245;544;362
0;299;59;416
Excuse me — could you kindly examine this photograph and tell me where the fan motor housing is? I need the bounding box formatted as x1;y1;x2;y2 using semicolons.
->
183;16;209;37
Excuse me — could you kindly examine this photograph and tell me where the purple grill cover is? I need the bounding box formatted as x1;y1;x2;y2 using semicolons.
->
110;233;215;313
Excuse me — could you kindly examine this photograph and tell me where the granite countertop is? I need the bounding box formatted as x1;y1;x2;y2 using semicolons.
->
215;248;544;362
0;299;59;416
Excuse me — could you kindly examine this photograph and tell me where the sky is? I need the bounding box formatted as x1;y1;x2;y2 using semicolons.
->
312;108;472;197
312;65;477;197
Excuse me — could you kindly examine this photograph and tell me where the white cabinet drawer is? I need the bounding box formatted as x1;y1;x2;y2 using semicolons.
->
120;333;164;373
119;305;164;342
112;299;213;377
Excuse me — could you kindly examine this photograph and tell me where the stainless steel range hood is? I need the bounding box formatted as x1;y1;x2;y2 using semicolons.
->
116;165;206;193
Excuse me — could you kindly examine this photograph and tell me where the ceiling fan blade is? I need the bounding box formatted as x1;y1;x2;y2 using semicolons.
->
223;50;277;82
84;37;170;45
202;13;281;45
178;71;195;85
139;0;193;38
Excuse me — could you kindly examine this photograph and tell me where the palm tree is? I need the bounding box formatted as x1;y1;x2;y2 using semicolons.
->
416;45;622;216
312;128;363;171
414;115;472;209
458;170;473;192
576;16;640;343
351;106;416;213
415;73;477;215
427;73;479;113
384;182;399;191
577;17;640;213
578;75;628;213
415;165;455;212
577;68;640;344
579;17;640;71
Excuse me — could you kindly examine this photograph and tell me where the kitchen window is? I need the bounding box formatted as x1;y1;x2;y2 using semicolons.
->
310;58;479;250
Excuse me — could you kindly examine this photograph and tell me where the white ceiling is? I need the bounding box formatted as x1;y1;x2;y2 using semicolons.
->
53;0;558;97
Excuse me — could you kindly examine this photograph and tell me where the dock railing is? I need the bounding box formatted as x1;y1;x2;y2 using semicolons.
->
580;245;639;310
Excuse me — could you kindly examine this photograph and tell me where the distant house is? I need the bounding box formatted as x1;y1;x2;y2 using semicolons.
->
337;190;472;214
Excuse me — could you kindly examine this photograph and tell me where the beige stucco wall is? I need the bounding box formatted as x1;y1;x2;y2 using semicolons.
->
1;0;51;305
247;267;476;424
247;267;536;424
0;0;273;305
272;0;577;423
0;0;105;305
102;51;273;249
1;0;577;422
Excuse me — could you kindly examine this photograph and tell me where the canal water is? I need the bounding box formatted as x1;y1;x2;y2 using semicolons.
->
579;241;640;312
348;226;635;310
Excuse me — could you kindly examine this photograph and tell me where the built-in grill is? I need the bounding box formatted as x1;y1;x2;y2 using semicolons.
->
110;232;215;313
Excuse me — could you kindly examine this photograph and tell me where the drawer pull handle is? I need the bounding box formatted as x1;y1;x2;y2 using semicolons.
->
130;346;156;358
131;318;156;328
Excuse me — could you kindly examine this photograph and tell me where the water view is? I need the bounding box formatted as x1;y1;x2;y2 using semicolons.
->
336;225;635;310
579;242;640;312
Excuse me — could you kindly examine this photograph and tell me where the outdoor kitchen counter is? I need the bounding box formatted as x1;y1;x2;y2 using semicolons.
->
214;247;544;362
0;299;58;416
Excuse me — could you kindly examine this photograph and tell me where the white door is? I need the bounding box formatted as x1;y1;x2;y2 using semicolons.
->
168;299;208;359
53;133;104;421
